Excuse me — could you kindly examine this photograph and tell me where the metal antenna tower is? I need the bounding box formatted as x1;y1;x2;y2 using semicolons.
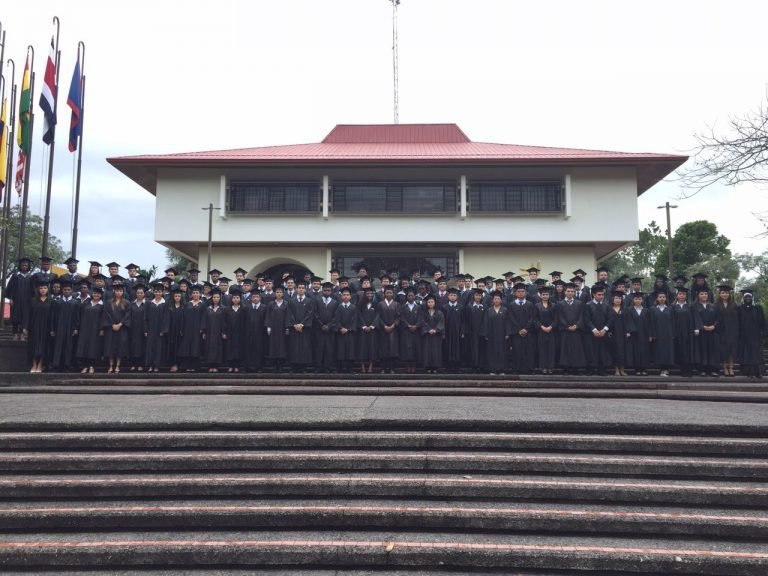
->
390;0;400;124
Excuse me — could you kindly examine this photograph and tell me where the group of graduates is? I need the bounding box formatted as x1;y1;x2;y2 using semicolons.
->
6;256;767;377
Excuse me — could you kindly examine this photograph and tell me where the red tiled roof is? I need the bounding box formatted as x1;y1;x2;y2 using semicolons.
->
107;124;687;195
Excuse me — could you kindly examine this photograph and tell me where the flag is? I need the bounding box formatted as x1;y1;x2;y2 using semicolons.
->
39;37;57;145
66;56;82;152
0;99;7;194
15;55;31;196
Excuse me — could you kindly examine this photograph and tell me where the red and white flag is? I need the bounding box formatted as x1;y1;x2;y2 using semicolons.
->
39;37;57;145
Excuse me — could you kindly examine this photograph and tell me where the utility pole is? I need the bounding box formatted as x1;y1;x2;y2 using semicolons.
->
202;203;220;279
657;201;678;275
389;0;400;124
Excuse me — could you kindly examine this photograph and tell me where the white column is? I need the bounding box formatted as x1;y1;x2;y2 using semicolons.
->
564;173;572;220
325;248;332;279
322;175;330;219
219;175;227;219
458;248;465;273
460;175;467;220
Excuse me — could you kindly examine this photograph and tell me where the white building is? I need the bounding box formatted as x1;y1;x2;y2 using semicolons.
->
108;124;686;281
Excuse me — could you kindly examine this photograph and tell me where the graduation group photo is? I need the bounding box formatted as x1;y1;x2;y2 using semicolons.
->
8;256;766;378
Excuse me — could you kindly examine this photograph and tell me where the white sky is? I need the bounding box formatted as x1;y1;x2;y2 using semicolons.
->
2;0;767;273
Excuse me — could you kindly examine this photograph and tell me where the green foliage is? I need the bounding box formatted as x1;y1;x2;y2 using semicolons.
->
164;248;196;274
602;221;667;289
736;250;768;309
2;205;67;277
671;220;731;271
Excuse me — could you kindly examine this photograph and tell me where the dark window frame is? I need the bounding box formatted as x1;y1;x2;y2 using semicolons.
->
332;182;458;214
468;180;563;214
228;181;321;214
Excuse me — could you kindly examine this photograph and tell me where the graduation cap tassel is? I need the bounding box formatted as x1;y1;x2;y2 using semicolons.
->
40;15;61;259
70;40;84;259
17;44;35;259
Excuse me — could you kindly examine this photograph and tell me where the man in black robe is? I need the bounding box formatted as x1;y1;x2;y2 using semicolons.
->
62;257;83;284
671;287;694;377
376;286;401;373
286;282;315;372
480;291;510;375
244;291;267;372
49;280;80;371
441;288;464;372
333;287;358;373
556;283;586;374
313;282;338;373
6;256;34;340
33;256;58;286
507;283;535;374
737;290;766;378
584;285;611;375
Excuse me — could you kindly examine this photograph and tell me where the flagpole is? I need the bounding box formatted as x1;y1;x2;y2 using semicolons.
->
41;15;60;258
18;46;35;258
70;41;84;259
1;60;16;329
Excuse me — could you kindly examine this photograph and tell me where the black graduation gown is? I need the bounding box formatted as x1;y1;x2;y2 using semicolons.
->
244;302;268;369
441;303;464;365
224;305;247;364
129;301;148;362
606;306;630;368
286;296;315;365
671;302;694;369
177;301;207;359
165;303;185;365
421;309;445;369
627;307;652;370
464;303;486;370
313;298;339;370
357;303;379;362
76;301;104;362
376;300;401;359
49;297;80;369
692;302;720;369
144;300;169;367
555;300;586;368
333;303;358;361
737;304;766;372
480;305;510;372
716;302;739;360
24;297;52;362
266;300;289;360
204;305;226;365
533;302;557;370
507;300;536;372
650;305;675;367
7;272;34;329
103;301;131;359
399;303;423;363
584;301;611;369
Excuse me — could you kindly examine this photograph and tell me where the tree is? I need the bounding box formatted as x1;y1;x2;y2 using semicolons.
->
736;250;768;309
2;205;67;277
602;221;667;286
164;248;196;274
670;220;731;271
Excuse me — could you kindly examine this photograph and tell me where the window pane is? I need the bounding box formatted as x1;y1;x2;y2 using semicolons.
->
470;181;562;213
403;186;446;212
344;186;387;212
229;182;318;213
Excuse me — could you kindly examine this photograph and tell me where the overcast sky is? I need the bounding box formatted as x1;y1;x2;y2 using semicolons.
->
2;0;767;273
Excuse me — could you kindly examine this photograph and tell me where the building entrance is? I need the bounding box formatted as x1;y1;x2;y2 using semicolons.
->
333;251;458;281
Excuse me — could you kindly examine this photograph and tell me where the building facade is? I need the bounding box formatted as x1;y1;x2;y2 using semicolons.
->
108;124;686;281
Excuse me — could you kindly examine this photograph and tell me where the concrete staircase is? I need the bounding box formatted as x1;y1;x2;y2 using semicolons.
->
0;375;767;574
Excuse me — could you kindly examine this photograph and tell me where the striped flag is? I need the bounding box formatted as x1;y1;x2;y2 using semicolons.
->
0;99;7;194
39;37;57;145
15;55;31;195
66;56;82;152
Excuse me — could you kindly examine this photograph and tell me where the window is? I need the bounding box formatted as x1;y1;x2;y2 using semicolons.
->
333;183;457;213
228;182;320;213
469;181;562;213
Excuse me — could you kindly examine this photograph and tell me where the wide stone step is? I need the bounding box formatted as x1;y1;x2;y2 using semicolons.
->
2;499;766;538
3;430;765;455
3;450;765;479
1;472;765;506
0;530;765;574
0;570;639;576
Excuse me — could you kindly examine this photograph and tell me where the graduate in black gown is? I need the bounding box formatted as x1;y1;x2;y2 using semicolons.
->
606;291;630;376
480;291;510;375
399;288;422;374
555;284;586;374
533;287;557;374
376;287;401;374
165;289;185;372
441;288;464;372
244;291;267;372
421;294;445;373
333;287;358;373
649;292;675;377
128;284;148;371
224;288;247;373
177;286;207;372
203;290;226;372
49;280;80;372
103;283;132;374
737;290;766;378
286;283;315;373
7;257;34;340
627;293;652;376
464;289;486;373
313;282;338;373
692;289;720;376
23;280;53;372
715;284;739;377
357;288;379;374
507;283;535;374
584;285;612;375
671;287;694;377
144;283;169;372
76;287;105;374
266;286;290;372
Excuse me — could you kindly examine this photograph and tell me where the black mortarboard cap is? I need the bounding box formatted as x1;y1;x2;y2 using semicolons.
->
218;276;231;283
338;276;350;282
552;279;566;286
321;282;333;289
549;271;562;277
447;287;459;294
233;267;247;275
534;278;547;286
229;287;243;296
564;282;577;290
631;291;645;298
92;287;104;295
537;284;551;292
655;274;669;282
164;267;177;274
177;278;191;287
209;269;222;275
18;256;32;263
573;268;587;276
502;271;515;277
339;287;352;294
310;276;323;282
33;277;50;287
187;268;201;274
595;266;610;273
672;274;688;283
526;267;540;273
106;262;120;268
570;276;583;283
151;282;165;290
329;268;340;274
88;261;102;267
692;272;708;279
513;283;527;291
590;284;606;294
126;263;139;270
630;277;643;284
379;274;392;282
676;286;689;293
717;284;733;291
39;255;53;262
64;257;79;265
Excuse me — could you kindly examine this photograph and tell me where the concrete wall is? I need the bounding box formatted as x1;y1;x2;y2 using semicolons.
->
461;246;596;282
196;247;328;280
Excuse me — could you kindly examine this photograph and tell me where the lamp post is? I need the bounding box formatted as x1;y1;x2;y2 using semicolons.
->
657;202;678;275
201;203;220;278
